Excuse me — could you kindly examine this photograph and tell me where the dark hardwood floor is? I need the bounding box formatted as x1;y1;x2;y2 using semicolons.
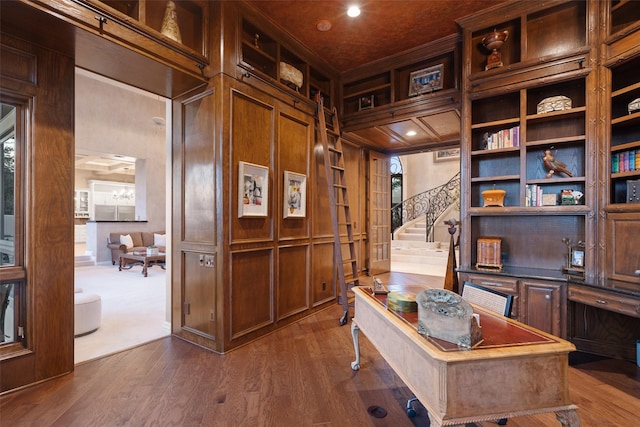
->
1;273;639;426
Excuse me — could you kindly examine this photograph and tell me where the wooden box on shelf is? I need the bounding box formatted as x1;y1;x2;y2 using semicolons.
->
476;237;503;271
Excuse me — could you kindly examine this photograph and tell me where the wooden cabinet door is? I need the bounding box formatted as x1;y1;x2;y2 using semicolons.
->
520;279;566;338
171;87;219;350
606;213;640;284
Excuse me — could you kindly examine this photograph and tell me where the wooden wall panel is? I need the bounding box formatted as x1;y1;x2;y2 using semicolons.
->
312;242;336;306
182;90;216;244
0;34;75;392
312;137;333;237
230;249;273;339
231;91;274;242
182;251;216;339
277;245;309;319
278;112;311;240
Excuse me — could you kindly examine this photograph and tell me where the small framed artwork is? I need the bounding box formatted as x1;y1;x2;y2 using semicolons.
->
434;148;460;162
571;248;585;268
238;161;269;218
409;64;443;97
283;171;306;218
358;95;374;111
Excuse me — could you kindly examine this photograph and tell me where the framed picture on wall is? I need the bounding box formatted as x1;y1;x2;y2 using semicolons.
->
238;161;269;218
283;171;306;218
434;148;460;162
409;64;443;97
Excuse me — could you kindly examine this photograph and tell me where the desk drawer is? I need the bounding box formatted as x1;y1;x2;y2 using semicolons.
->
465;274;518;294
568;285;640;318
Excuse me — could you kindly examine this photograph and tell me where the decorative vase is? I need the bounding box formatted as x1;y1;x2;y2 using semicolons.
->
161;1;182;43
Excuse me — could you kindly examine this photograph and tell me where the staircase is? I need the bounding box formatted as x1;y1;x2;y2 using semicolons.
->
391;218;455;276
74;253;95;267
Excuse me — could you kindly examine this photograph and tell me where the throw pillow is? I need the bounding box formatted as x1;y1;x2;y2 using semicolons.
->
154;233;166;247
120;234;134;249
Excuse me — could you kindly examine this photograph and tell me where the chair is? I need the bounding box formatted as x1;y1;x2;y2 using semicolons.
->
461;281;513;318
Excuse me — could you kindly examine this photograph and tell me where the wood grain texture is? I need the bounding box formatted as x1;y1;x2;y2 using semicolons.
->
1;274;638;426
0;33;75;392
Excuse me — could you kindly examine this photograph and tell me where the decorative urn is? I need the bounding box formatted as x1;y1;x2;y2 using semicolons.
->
482;29;509;70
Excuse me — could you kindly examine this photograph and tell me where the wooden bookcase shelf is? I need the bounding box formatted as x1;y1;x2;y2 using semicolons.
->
459;0;595;291
610;0;640;36
340;35;459;118
608;49;640;206
239;17;334;107
468;78;588;212
100;0;208;57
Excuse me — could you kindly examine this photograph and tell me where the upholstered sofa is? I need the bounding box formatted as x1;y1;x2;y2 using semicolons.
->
106;231;166;265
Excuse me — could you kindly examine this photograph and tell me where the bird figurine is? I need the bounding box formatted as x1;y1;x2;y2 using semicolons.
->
543;149;573;178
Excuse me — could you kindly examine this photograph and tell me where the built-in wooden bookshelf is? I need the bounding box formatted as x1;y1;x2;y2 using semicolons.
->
239;17;333;107
99;0;208;58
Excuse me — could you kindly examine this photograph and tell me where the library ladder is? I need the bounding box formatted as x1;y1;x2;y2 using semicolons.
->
316;95;359;326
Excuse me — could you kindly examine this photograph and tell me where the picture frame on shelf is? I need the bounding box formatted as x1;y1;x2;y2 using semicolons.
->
571;248;585;268
238;161;269;218
283;171;306;218
434;148;460;162
358;95;374;111
409;64;443;97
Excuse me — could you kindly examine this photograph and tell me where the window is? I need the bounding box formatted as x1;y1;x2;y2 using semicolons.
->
1;99;26;353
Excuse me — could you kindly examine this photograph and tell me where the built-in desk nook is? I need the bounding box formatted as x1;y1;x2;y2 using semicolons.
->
351;284;580;427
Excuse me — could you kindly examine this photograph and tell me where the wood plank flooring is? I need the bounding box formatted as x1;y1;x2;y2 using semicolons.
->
1;273;639;426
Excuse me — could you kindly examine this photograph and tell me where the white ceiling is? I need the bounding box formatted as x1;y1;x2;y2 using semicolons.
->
75;150;136;176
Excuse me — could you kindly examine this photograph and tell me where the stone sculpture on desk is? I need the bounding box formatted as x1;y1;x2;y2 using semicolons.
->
161;1;182;43
416;289;483;348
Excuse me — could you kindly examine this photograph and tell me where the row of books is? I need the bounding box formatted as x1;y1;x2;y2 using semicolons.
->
481;126;520;150
612;149;640;173
525;184;557;207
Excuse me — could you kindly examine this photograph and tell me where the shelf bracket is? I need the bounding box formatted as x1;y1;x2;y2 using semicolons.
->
94;15;108;34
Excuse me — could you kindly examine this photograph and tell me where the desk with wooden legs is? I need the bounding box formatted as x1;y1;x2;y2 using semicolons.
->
350;285;580;427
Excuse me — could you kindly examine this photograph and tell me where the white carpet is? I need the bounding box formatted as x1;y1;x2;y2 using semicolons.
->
74;264;169;364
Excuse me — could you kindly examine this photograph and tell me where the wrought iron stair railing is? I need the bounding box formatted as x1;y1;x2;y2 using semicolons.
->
391;172;460;240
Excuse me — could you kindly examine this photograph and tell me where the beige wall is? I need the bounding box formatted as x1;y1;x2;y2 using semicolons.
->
75;68;168;231
399;151;460;243
75;68;169;263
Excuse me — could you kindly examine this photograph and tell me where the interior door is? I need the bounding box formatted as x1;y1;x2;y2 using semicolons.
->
368;151;391;275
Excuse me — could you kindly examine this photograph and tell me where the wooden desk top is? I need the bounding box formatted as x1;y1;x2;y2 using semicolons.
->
354;285;575;362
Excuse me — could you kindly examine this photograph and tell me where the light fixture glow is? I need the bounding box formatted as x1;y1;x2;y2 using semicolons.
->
347;5;361;17
406;130;417;137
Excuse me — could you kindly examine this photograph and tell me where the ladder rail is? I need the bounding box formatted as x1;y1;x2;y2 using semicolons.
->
316;97;359;325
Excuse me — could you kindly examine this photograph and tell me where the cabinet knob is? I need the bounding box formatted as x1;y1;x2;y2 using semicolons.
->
635;270;640;276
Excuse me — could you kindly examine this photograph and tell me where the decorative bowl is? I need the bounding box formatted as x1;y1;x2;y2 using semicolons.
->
482;29;509;52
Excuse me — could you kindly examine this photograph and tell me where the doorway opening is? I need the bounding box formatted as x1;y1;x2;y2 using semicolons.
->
390;151;460;277
73;68;171;363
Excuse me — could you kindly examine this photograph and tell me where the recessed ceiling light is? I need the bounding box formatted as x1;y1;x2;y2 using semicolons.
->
316;19;332;32
406;130;417;137
347;5;361;18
